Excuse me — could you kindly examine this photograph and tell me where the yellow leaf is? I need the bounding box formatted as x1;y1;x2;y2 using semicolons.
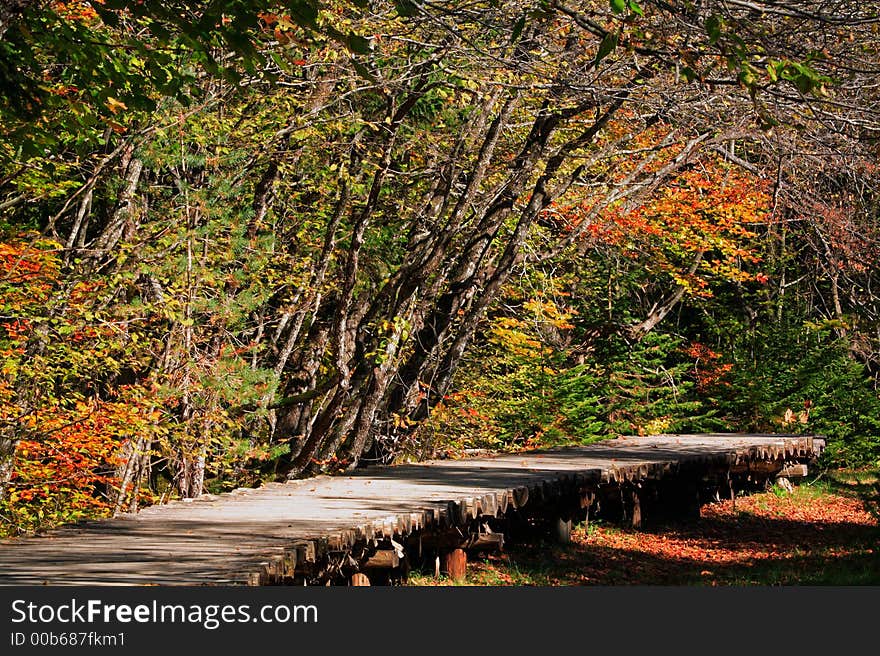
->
105;97;127;114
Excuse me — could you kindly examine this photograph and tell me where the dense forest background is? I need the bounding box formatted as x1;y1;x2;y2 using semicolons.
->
1;0;878;536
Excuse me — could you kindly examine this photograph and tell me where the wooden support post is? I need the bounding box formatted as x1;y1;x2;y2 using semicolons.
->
631;489;642;529
350;573;371;586
552;517;572;544
444;549;467;583
776;477;794;494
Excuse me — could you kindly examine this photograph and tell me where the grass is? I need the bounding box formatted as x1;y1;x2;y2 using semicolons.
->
407;467;880;586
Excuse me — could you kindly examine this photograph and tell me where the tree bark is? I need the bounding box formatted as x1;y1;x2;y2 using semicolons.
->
626;252;704;340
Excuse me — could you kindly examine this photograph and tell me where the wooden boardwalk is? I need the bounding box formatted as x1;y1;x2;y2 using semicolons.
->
0;433;823;586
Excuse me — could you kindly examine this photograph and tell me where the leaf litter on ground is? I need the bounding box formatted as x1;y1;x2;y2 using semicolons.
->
409;475;880;586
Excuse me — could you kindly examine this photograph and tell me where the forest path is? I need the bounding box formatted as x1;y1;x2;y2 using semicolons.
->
0;433;823;585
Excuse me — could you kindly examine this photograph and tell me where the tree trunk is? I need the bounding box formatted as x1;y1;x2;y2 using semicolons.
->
627;251;704;340
85;157;143;267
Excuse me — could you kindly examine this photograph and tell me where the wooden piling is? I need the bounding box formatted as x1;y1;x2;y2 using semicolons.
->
631;489;642;529
552;517;572;544
444;549;467;582
350;573;371;586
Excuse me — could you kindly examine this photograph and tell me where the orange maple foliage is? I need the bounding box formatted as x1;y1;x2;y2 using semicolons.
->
563;158;771;297
49;1;99;22
1;236;157;535
3;395;160;534
683;342;733;392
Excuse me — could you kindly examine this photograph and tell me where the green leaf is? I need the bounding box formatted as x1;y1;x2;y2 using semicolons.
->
323;25;371;55
346;34;372;55
705;15;722;44
681;66;698;83
793;73;813;94
93;8;120;28
594;32;619;66
610;0;626;14
511;14;526;43
628;0;645;16
286;0;319;28
394;0;420;17
270;52;290;72
352;60;378;84
738;66;757;89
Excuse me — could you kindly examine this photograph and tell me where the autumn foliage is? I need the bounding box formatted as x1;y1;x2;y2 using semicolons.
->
1;1;879;538
584;160;771;295
4;399;155;532
0;238;161;534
